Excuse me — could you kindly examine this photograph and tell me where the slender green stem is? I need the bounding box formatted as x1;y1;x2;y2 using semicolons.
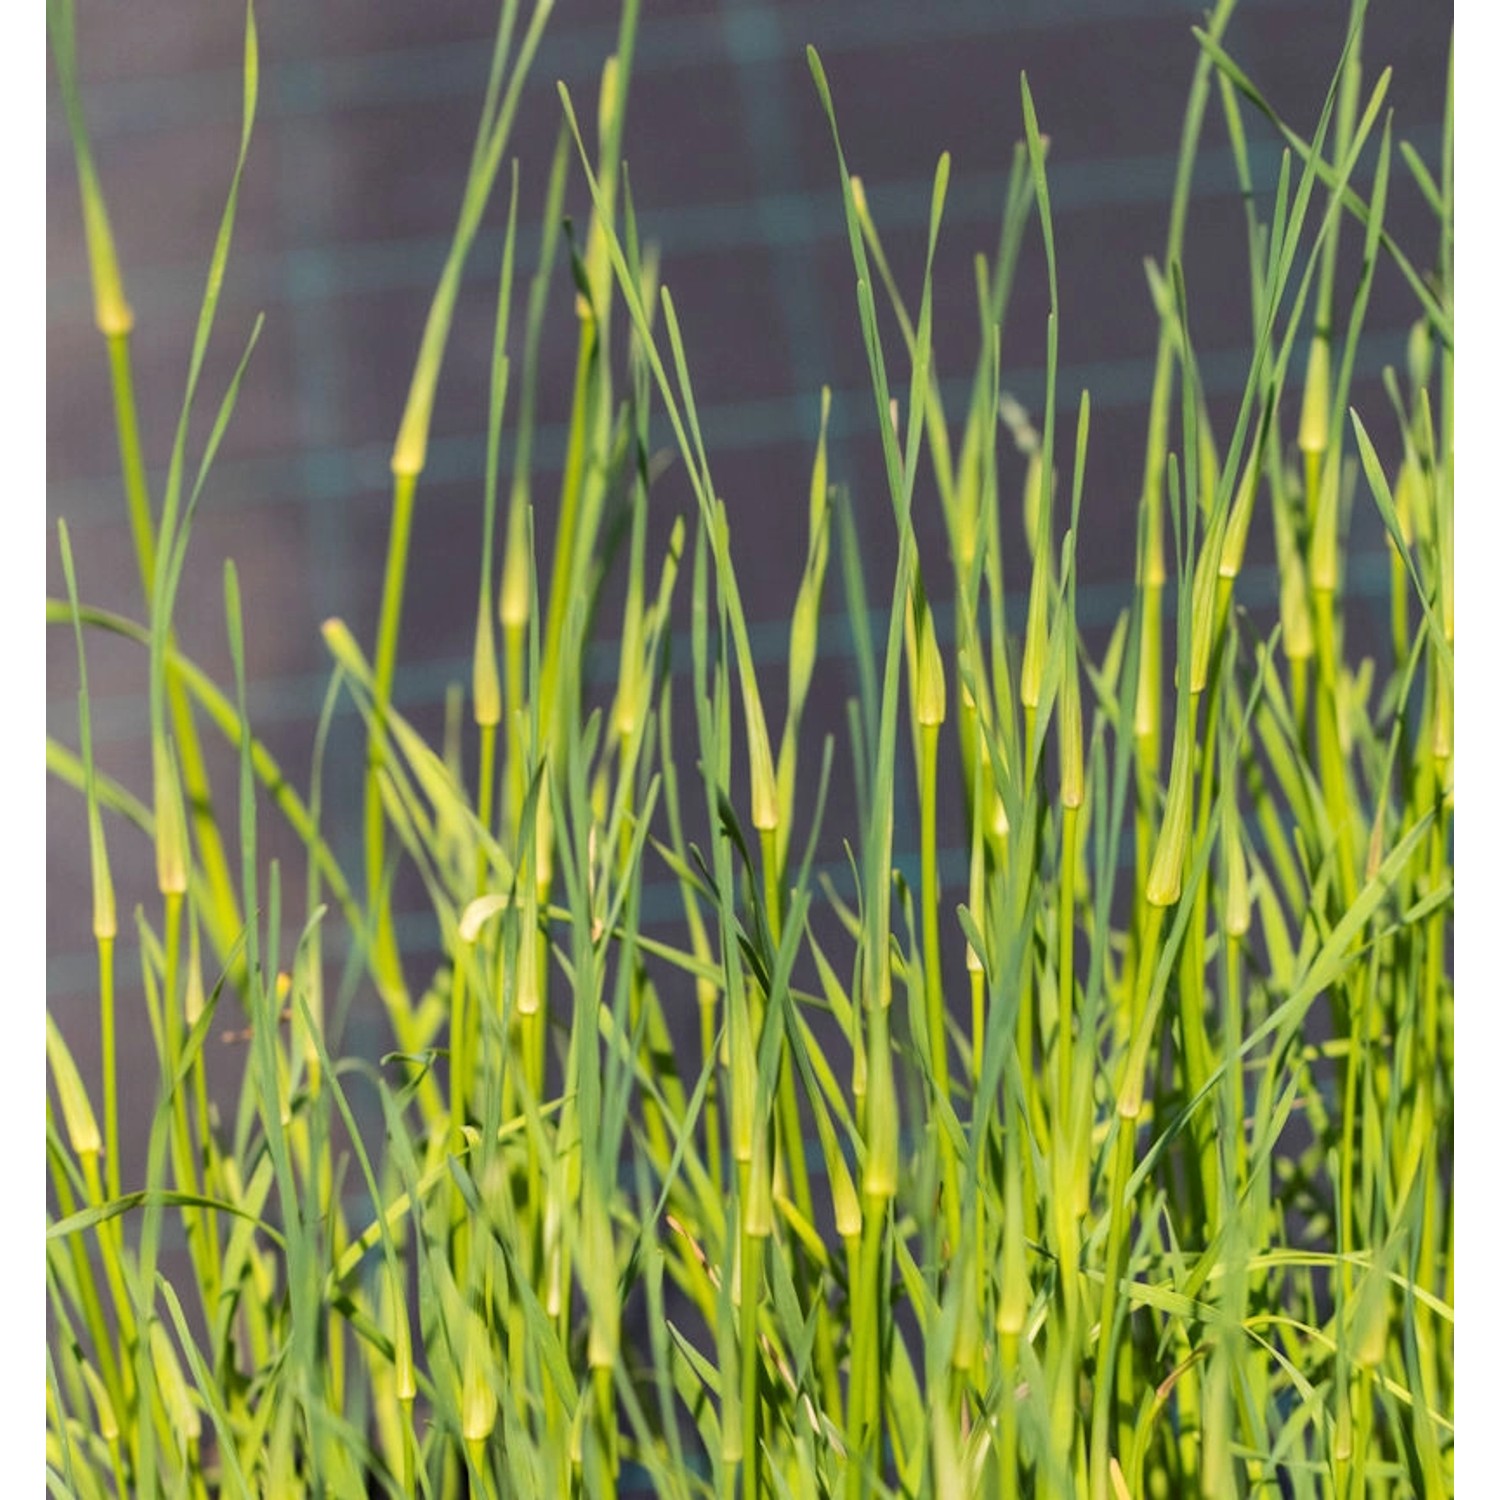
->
997;1327;1020;1494
104;331;156;597
98;937;120;1202
450;964;469;1153
1091;901;1165;1500
366;469;419;1005
504;624;529;848
160;892;205;1292
738;1173;763;1500
846;1197;887;1500
1056;804;1079;1124
538;322;598;752
1223;934;1248;1190
1179;688;1220;1227
1313;590;1359;906
918;724;961;1259
477;721;499;864
1091;1118;1139;1500
593;1364;619;1500
1051;804;1085;1336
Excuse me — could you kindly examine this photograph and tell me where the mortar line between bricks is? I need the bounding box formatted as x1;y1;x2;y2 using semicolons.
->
46;0;1303;144
47;324;1417;523
46;127;1442;326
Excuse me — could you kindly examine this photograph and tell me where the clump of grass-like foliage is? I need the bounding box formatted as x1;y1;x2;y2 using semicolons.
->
47;0;1452;1495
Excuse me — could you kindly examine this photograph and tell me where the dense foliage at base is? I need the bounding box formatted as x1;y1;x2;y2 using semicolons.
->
47;0;1452;1494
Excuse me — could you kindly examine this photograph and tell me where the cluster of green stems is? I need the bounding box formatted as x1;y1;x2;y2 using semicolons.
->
47;0;1451;1495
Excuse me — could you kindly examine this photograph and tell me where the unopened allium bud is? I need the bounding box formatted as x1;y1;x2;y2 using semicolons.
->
460;1320;497;1443
1197;405;1220;518
1279;548;1315;663
908;588;947;728
1299;329;1332;460
1020;560;1049;716
89;810;116;943
743;668;778;833
1059;626;1084;809
1309;455;1342;595
388;1264;415;1403
472;603;501;728
150;1322;200;1445
1223;805;1251;940
499;493;532;630
153;738;189;898
1219;448;1263;583
1189;503;1230;694
79;1362;119;1445
862;1009;899;1200
46;1015;100;1159
829;1142;863;1239
1351;1264;1393;1371
77;165;134;337
1407;318;1433;395
746;1130;774;1239
1145;706;1195;908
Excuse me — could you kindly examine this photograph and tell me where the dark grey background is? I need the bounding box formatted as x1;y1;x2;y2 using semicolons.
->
47;1;1448;1108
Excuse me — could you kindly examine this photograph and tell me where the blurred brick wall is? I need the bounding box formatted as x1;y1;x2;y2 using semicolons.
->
47;1;1448;1097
